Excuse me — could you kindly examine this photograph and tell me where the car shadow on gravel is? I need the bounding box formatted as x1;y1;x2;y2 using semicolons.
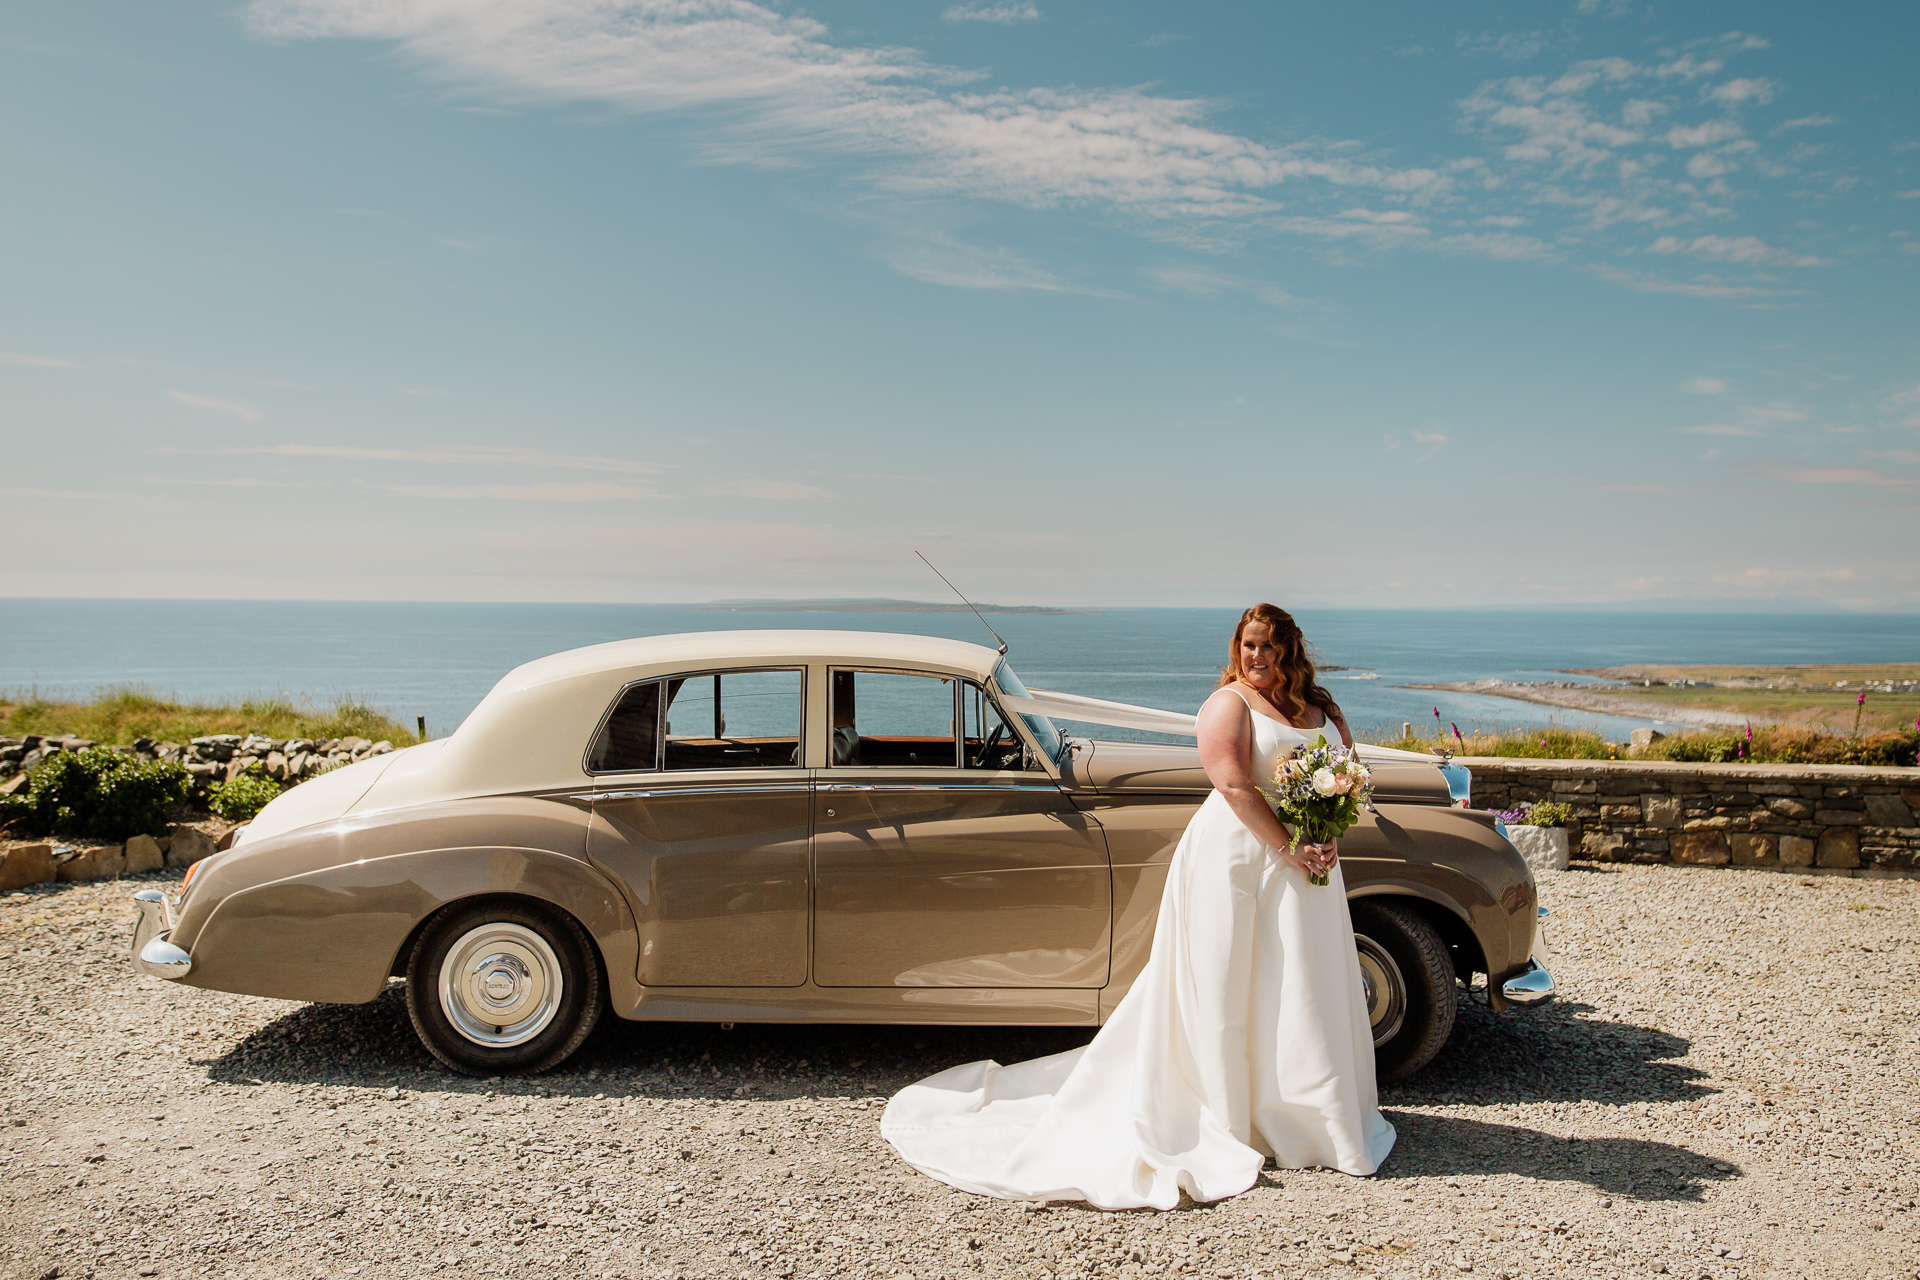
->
205;982;1708;1128
1382;991;1712;1108
202;983;1099;1099
1373;1110;1739;1203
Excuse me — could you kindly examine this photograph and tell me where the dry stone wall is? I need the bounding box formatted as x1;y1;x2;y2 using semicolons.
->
0;731;395;800
1464;757;1920;877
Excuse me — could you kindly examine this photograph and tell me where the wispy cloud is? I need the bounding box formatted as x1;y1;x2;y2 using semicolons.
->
247;0;1439;228
1648;234;1827;266
1680;376;1729;394
1;352;80;368
1684;401;1806;436
0;486;134;502
1456;34;1834;292
880;230;1095;294
1411;429;1449;461
1589;266;1778;300
1456;30;1548;61
1714;566;1859;585
1598;482;1691;495
702;480;829;500
245;4;1839;288
169;389;262;424
942;3;1040;24
1764;465;1918;490
214;443;666;474
392;482;659;501
1147;266;1302;308
1883;384;1920;429
1774;113;1838;133
1704;77;1772;107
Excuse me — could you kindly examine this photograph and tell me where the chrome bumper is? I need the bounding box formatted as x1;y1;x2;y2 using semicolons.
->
1498;905;1554;1007
131;889;192;980
1500;957;1556;1007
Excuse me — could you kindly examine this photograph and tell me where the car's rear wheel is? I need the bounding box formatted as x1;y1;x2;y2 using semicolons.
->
405;898;602;1076
1350;899;1457;1082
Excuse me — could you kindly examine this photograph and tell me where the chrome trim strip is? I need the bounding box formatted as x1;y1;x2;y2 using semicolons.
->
584;783;813;802
824;782;1062;794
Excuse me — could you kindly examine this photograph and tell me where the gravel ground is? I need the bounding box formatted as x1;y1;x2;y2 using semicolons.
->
2;862;1917;1280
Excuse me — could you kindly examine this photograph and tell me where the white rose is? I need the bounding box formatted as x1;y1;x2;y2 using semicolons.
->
1311;767;1338;796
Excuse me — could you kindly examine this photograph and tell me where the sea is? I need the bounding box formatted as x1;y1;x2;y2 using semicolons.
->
2;599;1915;743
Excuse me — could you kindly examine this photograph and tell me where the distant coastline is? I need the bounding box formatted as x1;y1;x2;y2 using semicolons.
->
692;597;1086;615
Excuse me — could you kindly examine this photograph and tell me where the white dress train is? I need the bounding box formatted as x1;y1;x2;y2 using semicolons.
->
880;690;1396;1210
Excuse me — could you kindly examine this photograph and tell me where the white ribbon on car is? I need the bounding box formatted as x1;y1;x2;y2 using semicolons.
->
1003;686;1443;764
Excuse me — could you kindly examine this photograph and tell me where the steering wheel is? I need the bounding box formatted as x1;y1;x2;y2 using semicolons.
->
976;722;1008;767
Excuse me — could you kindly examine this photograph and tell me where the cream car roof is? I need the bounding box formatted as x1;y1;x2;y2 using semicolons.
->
493;629;1004;693
337;630;1006;819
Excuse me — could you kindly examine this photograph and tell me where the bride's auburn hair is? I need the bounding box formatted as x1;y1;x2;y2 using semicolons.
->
1218;603;1344;724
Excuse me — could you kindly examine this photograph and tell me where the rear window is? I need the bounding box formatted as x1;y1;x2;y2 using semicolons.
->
588;667;805;773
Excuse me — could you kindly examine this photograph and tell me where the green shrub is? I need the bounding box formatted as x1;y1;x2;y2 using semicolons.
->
208;766;284;822
0;748;189;839
1525;800;1572;828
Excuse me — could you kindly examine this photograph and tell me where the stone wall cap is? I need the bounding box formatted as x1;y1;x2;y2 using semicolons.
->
1455;757;1919;784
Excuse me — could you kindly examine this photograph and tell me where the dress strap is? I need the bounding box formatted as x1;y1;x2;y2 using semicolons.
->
1220;685;1260;717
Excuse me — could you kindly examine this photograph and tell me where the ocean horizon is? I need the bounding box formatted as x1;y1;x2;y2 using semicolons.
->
3;598;1914;743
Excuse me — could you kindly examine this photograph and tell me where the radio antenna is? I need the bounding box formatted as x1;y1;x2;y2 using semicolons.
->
915;551;1008;654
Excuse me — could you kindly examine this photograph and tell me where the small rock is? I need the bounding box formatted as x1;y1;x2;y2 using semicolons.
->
124;833;165;874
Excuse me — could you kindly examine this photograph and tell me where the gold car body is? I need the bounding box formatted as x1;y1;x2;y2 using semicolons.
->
133;630;1544;1028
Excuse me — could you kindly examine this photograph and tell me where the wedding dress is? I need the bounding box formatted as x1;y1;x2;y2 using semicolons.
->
880;687;1396;1210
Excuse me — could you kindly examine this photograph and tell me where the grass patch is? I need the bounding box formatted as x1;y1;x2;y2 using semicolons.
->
1361;719;1920;767
0;686;419;747
1364;723;1623;759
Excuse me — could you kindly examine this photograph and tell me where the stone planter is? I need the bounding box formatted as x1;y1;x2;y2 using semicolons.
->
1506;824;1570;874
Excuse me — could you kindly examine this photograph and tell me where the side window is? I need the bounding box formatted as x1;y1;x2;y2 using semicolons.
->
663;669;803;770
963;681;1035;771
588;681;661;773
830;670;957;768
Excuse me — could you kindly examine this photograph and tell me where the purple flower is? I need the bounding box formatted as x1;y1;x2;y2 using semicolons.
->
1858;692;1867;706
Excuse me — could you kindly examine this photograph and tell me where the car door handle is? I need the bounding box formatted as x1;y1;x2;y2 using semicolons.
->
822;784;876;792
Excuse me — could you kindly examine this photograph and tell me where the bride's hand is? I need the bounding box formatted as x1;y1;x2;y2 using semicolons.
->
1296;839;1338;877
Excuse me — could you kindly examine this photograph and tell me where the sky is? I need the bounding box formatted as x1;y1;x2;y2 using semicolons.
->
2;0;1917;610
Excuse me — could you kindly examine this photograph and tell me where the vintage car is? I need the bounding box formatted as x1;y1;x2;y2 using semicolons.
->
132;631;1552;1079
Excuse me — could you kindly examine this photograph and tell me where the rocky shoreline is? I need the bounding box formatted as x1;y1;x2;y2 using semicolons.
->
1405;680;1767;729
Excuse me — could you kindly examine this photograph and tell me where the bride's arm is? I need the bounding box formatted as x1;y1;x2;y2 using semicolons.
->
1197;690;1324;876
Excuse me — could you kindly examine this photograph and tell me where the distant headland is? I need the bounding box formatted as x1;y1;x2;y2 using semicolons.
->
691;597;1085;615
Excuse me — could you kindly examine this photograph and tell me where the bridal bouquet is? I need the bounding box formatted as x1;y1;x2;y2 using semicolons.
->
1263;733;1373;885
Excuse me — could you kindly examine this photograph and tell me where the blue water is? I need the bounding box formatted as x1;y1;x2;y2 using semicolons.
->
1;599;1914;743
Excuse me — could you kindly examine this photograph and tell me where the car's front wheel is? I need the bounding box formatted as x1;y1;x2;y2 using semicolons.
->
1350;900;1457;1082
405;898;602;1076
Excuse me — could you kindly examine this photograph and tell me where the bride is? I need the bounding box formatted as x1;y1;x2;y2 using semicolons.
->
880;604;1396;1210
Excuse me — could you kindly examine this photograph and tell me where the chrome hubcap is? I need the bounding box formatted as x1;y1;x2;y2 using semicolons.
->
438;923;563;1048
1354;933;1407;1047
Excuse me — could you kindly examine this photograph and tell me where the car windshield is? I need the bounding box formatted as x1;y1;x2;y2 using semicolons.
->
991;660;1064;763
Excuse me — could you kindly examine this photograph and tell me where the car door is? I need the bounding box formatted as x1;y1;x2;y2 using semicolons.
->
586;667;811;987
812;669;1110;988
